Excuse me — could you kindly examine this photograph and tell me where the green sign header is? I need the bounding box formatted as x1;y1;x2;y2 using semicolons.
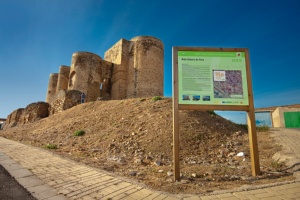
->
178;51;245;57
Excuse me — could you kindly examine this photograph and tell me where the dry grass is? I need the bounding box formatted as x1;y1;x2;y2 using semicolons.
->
0;97;294;194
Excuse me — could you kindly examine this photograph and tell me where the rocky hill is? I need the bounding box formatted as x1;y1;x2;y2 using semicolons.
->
0;97;293;194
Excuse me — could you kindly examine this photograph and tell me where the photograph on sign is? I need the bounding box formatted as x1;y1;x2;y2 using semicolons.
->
177;50;249;106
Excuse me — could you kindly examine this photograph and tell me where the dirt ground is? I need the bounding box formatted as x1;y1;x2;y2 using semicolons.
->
0;97;294;195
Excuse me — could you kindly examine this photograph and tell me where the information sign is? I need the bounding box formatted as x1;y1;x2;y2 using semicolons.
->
178;51;249;105
172;47;260;181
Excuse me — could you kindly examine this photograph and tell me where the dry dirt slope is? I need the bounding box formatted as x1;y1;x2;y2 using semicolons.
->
0;97;293;194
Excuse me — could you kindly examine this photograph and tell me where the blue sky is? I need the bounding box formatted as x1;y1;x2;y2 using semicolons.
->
1;0;299;124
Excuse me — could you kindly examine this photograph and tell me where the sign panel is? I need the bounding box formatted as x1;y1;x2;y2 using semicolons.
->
173;47;260;180
178;50;249;106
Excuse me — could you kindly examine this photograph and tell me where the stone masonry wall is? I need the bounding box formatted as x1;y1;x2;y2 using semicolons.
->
46;36;164;104
56;65;70;92
105;39;132;99
6;36;164;125
46;73;58;103
127;36;164;98
69;52;102;102
5;108;24;128
4;102;49;128
100;60;113;99
104;36;163;99
19;102;49;125
49;90;82;115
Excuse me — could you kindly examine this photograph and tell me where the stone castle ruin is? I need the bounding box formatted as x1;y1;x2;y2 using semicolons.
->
47;36;164;113
5;36;164;127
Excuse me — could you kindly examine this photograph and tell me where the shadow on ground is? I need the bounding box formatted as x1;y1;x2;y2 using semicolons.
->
0;165;36;200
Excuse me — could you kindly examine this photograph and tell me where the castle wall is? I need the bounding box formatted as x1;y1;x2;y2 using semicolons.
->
49;90;82;115
45;36;164;103
56;65;70;92
42;35;164;111
104;39;124;65
5;103;49;128
46;73;59;103
99;60;113;99
6;36;165;125
18;102;49;125
68;52;102;102
105;39;132;99
104;36;163;99
127;36;164;98
5;108;24;128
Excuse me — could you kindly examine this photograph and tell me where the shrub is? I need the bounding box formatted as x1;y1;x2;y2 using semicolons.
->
74;130;85;136
236;124;270;132
270;159;284;169
207;110;216;116
256;125;270;132
238;124;248;130
43;143;57;149
152;96;162;101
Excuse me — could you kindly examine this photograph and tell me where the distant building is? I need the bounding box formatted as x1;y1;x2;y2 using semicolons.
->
255;111;273;127
255;104;300;128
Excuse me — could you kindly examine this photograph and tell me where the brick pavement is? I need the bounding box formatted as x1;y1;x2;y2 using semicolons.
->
0;128;300;200
271;128;300;179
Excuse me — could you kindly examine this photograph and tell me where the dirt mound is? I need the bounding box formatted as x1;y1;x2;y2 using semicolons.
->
0;97;294;194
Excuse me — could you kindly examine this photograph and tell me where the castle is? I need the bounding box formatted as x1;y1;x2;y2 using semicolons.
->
46;36;164;106
5;36;164;127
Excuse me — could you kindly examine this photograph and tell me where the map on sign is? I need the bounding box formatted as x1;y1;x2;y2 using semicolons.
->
178;51;249;106
213;70;243;98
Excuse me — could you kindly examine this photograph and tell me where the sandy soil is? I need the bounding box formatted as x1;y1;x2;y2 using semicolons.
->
0;97;294;195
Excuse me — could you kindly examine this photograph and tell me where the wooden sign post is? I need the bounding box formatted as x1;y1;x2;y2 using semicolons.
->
172;47;260;181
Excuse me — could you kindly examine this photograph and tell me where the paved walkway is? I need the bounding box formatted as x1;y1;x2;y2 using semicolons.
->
271;128;300;179
0;128;300;200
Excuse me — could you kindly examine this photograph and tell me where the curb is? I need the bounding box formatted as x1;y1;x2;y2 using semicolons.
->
0;152;68;200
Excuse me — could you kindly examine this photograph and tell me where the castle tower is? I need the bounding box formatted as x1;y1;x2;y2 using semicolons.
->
56;65;70;92
104;36;164;100
68;52;102;102
45;36;164;108
127;36;164;98
46;73;58;103
104;39;132;99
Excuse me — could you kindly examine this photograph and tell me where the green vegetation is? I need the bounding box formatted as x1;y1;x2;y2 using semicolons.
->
74;130;85;136
206;110;217;116
256;125;270;132
43;143;57;149
236;124;270;132
270;159;284;169
237;124;248;130
152;96;162;101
